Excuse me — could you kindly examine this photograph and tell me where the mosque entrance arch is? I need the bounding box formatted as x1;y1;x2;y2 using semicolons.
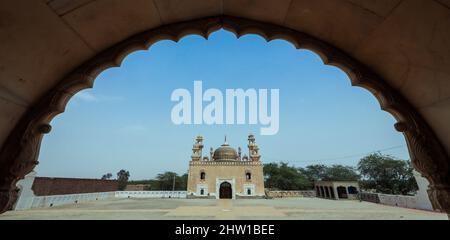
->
219;182;232;199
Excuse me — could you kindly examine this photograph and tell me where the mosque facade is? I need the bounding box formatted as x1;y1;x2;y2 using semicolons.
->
187;135;265;199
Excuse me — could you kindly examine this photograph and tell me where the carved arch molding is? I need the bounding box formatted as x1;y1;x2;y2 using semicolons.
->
0;16;449;214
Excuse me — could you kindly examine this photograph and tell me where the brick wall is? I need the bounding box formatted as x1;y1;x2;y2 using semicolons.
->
32;177;118;196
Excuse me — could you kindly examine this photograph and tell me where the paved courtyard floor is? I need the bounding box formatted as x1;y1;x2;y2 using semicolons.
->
0;198;447;220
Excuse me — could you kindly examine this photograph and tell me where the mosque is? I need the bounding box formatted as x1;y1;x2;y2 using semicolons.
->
187;134;265;199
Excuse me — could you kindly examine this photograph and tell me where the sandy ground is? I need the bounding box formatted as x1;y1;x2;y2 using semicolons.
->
0;197;447;220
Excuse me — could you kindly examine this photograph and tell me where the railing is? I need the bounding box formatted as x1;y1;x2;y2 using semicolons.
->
266;190;315;198
115;191;187;198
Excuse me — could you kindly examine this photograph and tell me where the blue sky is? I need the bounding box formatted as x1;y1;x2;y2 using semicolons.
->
35;30;409;180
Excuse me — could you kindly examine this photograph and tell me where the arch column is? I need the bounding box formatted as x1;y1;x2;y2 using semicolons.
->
0;16;449;214
329;186;335;200
332;187;338;200
394;122;450;213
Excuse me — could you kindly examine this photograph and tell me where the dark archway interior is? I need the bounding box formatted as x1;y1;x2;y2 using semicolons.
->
219;182;232;199
329;187;335;199
348;186;358;195
337;186;348;199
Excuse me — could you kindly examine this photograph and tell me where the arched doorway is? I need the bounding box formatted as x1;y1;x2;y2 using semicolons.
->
348;186;358;195
200;171;205;180
337;186;348;199
219;182;232;199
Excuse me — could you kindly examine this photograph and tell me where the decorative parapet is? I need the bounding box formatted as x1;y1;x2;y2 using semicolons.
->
189;160;263;166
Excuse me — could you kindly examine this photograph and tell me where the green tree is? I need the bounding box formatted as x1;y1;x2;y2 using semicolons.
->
156;171;178;190
177;173;188;190
322;165;360;181
357;153;418;195
101;173;112;180
300;164;327;182
117;169;130;190
264;162;312;190
300;164;359;182
126;172;188;190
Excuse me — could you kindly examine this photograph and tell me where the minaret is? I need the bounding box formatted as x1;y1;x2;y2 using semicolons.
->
191;135;204;161
238;147;242;161
247;133;261;161
210;147;214;161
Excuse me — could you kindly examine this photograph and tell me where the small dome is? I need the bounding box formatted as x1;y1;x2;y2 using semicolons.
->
213;143;238;161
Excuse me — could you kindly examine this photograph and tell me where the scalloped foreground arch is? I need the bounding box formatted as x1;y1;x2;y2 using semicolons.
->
0;16;449;214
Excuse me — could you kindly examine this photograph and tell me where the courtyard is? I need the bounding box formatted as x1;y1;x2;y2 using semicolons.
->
0;198;446;220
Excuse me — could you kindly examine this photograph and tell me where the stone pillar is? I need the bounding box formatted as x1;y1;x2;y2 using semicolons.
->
332;186;339;200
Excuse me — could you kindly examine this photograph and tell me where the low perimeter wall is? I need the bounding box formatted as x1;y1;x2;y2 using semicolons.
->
378;193;418;209
359;192;380;203
30;192;115;208
116;191;187;198
360;192;434;211
266;190;315;198
14;172;190;210
15;191;188;210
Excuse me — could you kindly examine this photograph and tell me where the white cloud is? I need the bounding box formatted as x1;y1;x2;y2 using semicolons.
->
99;95;125;102
74;91;98;102
73;91;124;103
